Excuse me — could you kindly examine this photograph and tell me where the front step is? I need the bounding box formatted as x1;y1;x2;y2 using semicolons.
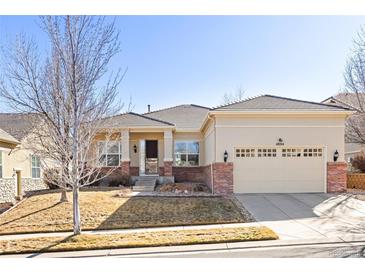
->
132;176;157;192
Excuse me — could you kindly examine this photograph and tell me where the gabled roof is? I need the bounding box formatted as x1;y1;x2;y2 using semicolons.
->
100;112;175;128
213;94;351;111
144;104;210;130
0;113;36;141
0;128;20;145
322;92;364;111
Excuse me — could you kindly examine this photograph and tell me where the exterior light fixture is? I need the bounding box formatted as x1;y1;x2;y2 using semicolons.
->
224;150;228;163
334;150;339;162
133;144;137;153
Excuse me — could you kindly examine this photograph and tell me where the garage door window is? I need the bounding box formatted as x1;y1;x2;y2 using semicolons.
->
303;148;322;157
282;148;301;157
258;148;276;157
235;148;255;157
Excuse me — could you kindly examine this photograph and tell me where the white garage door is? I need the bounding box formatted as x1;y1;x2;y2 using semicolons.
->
234;147;325;193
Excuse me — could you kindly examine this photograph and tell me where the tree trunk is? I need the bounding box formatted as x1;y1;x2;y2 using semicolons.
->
72;186;81;235
60;190;68;202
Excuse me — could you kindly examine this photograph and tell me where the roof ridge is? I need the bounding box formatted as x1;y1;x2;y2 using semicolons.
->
212;94;264;110
128;112;175;126
144;104;210;115
263;94;352;110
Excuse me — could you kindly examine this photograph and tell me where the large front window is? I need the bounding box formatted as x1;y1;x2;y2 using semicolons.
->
98;141;122;167
31;155;41;178
174;141;199;166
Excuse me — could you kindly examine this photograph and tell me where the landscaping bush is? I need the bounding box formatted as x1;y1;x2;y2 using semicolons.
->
159;182;209;193
351;153;365;172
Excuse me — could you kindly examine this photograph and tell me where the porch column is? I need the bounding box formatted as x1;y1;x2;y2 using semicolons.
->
163;129;173;176
121;129;130;176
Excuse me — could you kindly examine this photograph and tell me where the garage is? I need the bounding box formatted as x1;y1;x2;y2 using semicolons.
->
233;147;326;193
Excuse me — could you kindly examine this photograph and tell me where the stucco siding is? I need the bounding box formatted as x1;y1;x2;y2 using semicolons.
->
203;119;215;166
214;115;345;193
215;116;345;163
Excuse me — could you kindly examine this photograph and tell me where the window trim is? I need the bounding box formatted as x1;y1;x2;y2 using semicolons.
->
31;155;41;179
174;140;200;167
97;141;122;167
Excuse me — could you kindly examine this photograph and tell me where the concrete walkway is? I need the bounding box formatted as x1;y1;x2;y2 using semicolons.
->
235;193;365;242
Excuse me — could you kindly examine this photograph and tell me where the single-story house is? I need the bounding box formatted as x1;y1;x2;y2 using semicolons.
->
93;94;352;194
322;93;365;162
0;113;48;203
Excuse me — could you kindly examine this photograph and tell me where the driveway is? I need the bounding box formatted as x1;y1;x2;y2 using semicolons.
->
235;193;365;241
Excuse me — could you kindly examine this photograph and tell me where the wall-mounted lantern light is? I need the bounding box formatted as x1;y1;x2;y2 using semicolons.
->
224;150;228;163
133;144;137;153
333;150;339;162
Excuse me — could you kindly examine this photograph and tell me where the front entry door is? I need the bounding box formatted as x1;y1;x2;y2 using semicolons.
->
145;140;158;174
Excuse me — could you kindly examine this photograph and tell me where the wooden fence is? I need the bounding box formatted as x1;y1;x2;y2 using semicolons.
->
347;173;365;190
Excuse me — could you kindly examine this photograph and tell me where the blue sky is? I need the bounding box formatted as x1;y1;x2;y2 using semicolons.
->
0;16;365;113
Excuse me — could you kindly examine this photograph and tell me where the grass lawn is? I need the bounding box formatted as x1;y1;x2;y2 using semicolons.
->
0;190;247;235
0;226;278;255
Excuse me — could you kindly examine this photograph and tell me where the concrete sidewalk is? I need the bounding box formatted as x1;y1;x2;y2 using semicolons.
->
2;236;365;258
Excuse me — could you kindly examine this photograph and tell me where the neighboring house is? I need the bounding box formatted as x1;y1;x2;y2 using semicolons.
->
92;94;352;194
0;113;48;204
322;93;365;162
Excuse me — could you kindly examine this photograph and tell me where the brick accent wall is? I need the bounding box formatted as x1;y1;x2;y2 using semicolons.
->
172;166;207;183
212;162;233;194
203;164;212;190
130;166;139;176
121;161;130;177
163;161;173;176
327;162;347;193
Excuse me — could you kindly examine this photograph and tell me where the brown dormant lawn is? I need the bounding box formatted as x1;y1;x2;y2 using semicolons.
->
0;226;278;255
0;190;247;235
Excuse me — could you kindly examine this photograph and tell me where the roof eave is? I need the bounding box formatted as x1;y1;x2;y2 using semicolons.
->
209;109;355;116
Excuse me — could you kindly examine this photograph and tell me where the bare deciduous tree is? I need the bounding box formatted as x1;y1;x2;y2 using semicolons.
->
344;26;365;145
0;16;124;235
221;86;245;105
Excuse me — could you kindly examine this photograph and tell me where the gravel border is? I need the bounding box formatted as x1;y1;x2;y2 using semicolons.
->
228;195;256;223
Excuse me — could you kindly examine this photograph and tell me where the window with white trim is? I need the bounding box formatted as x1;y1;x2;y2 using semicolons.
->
98;141;122;167
235;148;255;158
0;151;3;178
257;148;277;157
303;148;322;157
31;155;41;178
174;141;199;166
282;148;302;157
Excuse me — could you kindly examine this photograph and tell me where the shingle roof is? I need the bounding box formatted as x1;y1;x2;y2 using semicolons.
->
100;112;175;128
214;94;351;111
0;128;19;145
0;113;35;141
322;92;365;111
144;104;210;130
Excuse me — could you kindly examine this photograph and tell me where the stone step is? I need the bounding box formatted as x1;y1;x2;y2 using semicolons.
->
133;186;155;192
133;176;157;192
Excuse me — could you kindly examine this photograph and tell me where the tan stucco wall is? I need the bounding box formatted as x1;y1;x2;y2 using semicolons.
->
202;119;215;166
210;114;346;193
0;134;45;179
214;115;346;163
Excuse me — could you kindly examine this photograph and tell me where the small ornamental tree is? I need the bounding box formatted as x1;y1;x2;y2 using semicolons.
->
0;16;124;235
